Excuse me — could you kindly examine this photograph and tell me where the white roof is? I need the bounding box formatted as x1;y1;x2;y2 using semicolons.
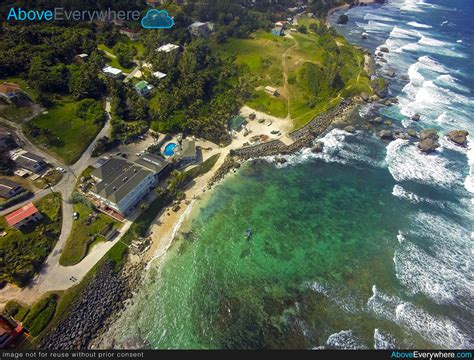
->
77;53;88;58
152;71;167;79
102;66;122;75
190;21;207;28
156;43;179;53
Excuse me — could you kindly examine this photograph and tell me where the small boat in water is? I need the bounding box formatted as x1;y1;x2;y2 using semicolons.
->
245;228;252;239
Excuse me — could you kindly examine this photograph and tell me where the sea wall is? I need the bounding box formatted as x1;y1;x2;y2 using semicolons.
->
232;99;353;160
39;261;145;350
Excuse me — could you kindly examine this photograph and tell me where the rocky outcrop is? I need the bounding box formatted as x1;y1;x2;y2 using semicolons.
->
337;14;349;25
411;113;421;121
311;142;324;153
379;130;394;140
419;128;439;141
344;125;356;133
369;117;383;125
379;47;390;53
407;128;418;138
447;130;469;146
418;138;440;153
418;129;440;153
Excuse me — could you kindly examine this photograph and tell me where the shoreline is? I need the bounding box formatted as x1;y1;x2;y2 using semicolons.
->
85;99;361;350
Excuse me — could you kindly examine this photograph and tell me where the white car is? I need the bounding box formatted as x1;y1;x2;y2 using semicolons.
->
56;167;66;173
73;212;79;220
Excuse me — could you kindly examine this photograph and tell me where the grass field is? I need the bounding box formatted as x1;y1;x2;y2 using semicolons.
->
98;37;144;72
246;90;288;118
0;193;62;287
215;27;370;128
27;98;103;164
217;31;294;88
59;202;121;267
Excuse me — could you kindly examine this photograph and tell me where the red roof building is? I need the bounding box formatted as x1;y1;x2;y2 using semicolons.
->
5;203;43;230
0;314;26;349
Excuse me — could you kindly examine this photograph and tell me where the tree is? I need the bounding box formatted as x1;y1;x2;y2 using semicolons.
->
298;25;308;34
69;62;105;100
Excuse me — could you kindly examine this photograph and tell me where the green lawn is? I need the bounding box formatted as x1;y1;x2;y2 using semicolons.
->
0;193;62;287
59;202;121;267
26;98;104;164
215;28;370;127
247;90;288;118
98;41;139;73
217;30;293;88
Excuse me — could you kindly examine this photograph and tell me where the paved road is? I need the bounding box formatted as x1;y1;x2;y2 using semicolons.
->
0;99;115;307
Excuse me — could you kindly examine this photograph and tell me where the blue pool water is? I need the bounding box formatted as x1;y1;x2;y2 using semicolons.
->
163;143;177;157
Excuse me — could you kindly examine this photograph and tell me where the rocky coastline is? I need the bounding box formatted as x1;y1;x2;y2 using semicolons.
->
40;261;147;350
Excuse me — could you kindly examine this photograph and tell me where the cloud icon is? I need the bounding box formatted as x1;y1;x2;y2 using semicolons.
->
141;9;174;29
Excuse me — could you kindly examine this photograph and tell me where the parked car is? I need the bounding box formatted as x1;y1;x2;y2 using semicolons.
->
56;167;66;173
73;212;79;220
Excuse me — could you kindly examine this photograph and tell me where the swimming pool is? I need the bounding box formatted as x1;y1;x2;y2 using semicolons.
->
163;143;177;157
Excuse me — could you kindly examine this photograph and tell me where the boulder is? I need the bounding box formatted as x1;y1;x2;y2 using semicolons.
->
361;92;370;102
411;113;421;121
311;142;324;153
275;157;287;164
383;119;393;126
418;138;440;153
379;130;394;140
337;14;349;25
386;69;396;78
447;130;469;146
344;125;355;133
370;117;383;124
419;128;439;141
379;47;390;53
407;128;418;138
400;75;410;81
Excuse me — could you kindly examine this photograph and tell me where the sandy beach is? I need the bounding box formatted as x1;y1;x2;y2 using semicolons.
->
142;107;292;265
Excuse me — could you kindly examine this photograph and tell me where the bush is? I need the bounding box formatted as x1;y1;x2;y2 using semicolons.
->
24;294;57;337
4;301;19;317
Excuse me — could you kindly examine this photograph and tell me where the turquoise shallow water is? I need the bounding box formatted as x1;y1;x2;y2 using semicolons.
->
106;0;474;349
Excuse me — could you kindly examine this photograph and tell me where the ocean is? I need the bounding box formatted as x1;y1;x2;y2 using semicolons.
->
104;0;473;349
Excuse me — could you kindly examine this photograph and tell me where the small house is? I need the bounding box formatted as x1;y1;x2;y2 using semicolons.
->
102;66;123;79
179;139;197;167
228;115;246;132
271;27;284;36
120;28;141;41
264;86;279;97
5;203;43;230
73;53;89;64
156;43;180;53
135;80;154;97
0;179;24;199
0;83;22;103
189;22;214;37
11;151;47;173
152;71;167;80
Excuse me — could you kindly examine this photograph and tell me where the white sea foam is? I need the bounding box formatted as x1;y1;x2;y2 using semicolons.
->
374;328;397;349
386;139;462;189
366;286;470;348
269;129;384;169
394;239;472;309
392;184;447;208
456;39;463;43
464;136;474;194
418;35;449;47
326;330;368;349
308;281;360;314
407;21;432;29
364;13;396;23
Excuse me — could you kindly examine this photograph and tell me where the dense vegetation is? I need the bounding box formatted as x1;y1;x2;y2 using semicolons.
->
0;194;62;287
